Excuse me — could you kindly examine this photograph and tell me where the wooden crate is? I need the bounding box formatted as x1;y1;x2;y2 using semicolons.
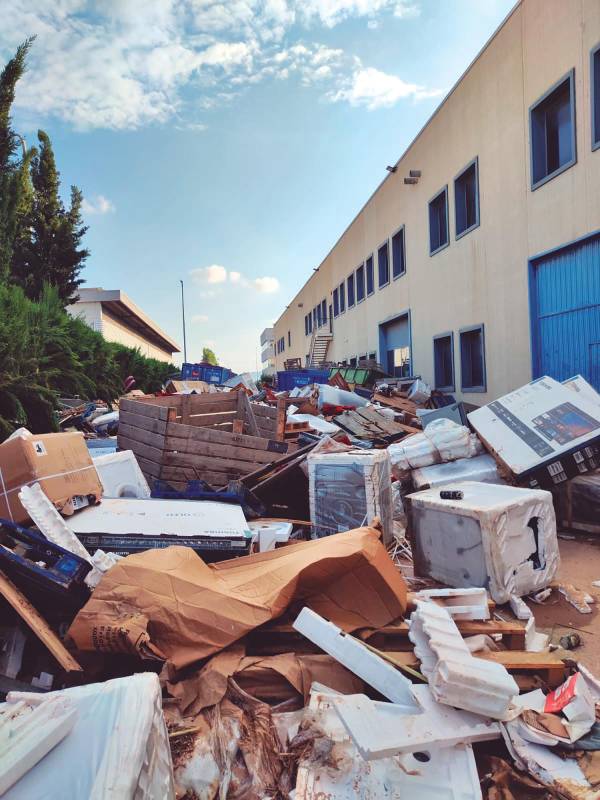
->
117;392;291;489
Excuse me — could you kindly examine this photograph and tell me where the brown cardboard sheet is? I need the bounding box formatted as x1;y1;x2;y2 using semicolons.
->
0;431;103;523
168;646;364;714
67;526;407;671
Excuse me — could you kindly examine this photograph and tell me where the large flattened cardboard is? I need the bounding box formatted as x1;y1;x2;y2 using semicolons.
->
67;527;407;672
468;377;600;489
0;432;103;523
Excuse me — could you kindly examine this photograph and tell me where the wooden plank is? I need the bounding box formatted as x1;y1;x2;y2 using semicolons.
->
182;411;238;427
118;423;166;450
163;450;261;475
365;619;526;650
166;421;289;454
333;411;370;438
160;464;245;485
117;435;164;465
172;399;238;418
126;394;183;408
136;455;162;479
118;410;169;435
238;391;260;437
0;569;82;673
252;405;277;419
355;406;405;435
120;398;173;421
164;436;281;465
241;441;316;487
232;419;244;434
276;397;286;441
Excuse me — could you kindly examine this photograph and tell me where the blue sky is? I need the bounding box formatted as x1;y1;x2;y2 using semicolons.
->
2;0;514;371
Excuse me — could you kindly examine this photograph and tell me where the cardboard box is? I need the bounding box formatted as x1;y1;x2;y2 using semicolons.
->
0;432;103;523
468;377;600;489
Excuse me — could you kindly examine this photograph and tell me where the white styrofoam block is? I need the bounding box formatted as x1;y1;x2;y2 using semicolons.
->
18;483;91;563
331;683;501;759
293;608;419;711
92;450;151;499
408;601;518;720
414;588;490;620
295;688;483;800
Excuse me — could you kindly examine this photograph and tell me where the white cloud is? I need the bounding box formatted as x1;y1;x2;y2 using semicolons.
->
81;194;115;214
192;313;209;322
1;0;433;129
190;265;280;294
329;66;443;110
191;264;228;284
253;276;280;293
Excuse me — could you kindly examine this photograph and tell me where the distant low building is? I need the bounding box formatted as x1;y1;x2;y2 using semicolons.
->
68;288;180;363
260;327;275;375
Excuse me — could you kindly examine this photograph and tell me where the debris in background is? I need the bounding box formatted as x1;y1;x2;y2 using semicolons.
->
411;453;505;490
414;587;491;620
559;583;594;613
388;418;474;477
91;450;151;498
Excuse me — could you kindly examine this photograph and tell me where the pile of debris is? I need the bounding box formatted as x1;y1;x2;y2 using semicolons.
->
2;371;600;798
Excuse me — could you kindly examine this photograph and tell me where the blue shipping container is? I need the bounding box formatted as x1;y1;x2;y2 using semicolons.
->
277;369;329;390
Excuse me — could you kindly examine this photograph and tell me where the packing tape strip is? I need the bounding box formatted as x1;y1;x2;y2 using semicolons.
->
0;465;14;522
2;464;99;499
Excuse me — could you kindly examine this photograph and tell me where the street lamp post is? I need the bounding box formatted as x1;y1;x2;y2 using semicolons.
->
180;279;188;364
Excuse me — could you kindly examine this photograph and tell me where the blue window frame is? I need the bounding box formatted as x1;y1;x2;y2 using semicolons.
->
530;69;576;189
347;273;355;307
429;187;449;255
592;45;600;151
366;255;374;296
356;264;365;302
391;226;406;279
312;307;317;329
339;281;345;313
378;240;390;288
320;299;327;326
454;158;479;238
433;332;454;391
333;287;339;317
459;324;486;392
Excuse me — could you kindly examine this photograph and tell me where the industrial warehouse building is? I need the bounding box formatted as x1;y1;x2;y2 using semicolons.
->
272;0;600;402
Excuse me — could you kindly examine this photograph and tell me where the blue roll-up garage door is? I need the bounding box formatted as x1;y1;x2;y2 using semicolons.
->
530;233;600;389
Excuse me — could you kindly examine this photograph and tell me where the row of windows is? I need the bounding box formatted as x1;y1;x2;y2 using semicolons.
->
304;299;328;336
428;157;480;255
331;230;406;322
433;325;486;393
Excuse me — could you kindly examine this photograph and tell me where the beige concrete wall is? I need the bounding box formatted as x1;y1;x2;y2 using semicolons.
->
68;302;103;332
100;310;174;362
273;0;600;401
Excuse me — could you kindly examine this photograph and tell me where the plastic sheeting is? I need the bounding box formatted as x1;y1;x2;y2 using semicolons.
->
308;449;393;545
388;419;473;478
1;673;175;800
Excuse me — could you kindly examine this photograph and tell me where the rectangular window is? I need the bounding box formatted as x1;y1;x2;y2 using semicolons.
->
356;264;365;302
455;159;479;238
369;351;376;361
592;45;600;150
429;187;449;254
366;255;374;296
312;308;317;330
433;333;454;391
530;70;576;189
347;273;355;307
287;331;291;347
349;356;357;367
460;325;486;392
317;304;322;328
304;316;308;336
391;227;406;279
339;281;346;313
378;241;390;288
321;299;327;326
333;287;339;317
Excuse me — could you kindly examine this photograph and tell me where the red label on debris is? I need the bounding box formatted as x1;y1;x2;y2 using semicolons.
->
544;673;579;713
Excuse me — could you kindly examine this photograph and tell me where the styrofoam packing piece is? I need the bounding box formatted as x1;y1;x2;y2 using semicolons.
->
464;634;498;653
524;617;549;652
84;549;123;590
295;687;483;800
388;419;473;477
293;608;420;711
509;594;532;620
411;453;504;491
0;695;78;795
414;587;490;620
3;673;175;800
18;483;91;564
408;601;518;719
331;682;501;759
91;450;151;499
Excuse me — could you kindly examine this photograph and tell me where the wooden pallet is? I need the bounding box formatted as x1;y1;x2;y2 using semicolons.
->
117;392;291;489
332;405;414;442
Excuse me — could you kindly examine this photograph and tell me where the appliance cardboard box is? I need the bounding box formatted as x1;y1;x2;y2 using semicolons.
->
0;431;103;523
468;377;600;490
